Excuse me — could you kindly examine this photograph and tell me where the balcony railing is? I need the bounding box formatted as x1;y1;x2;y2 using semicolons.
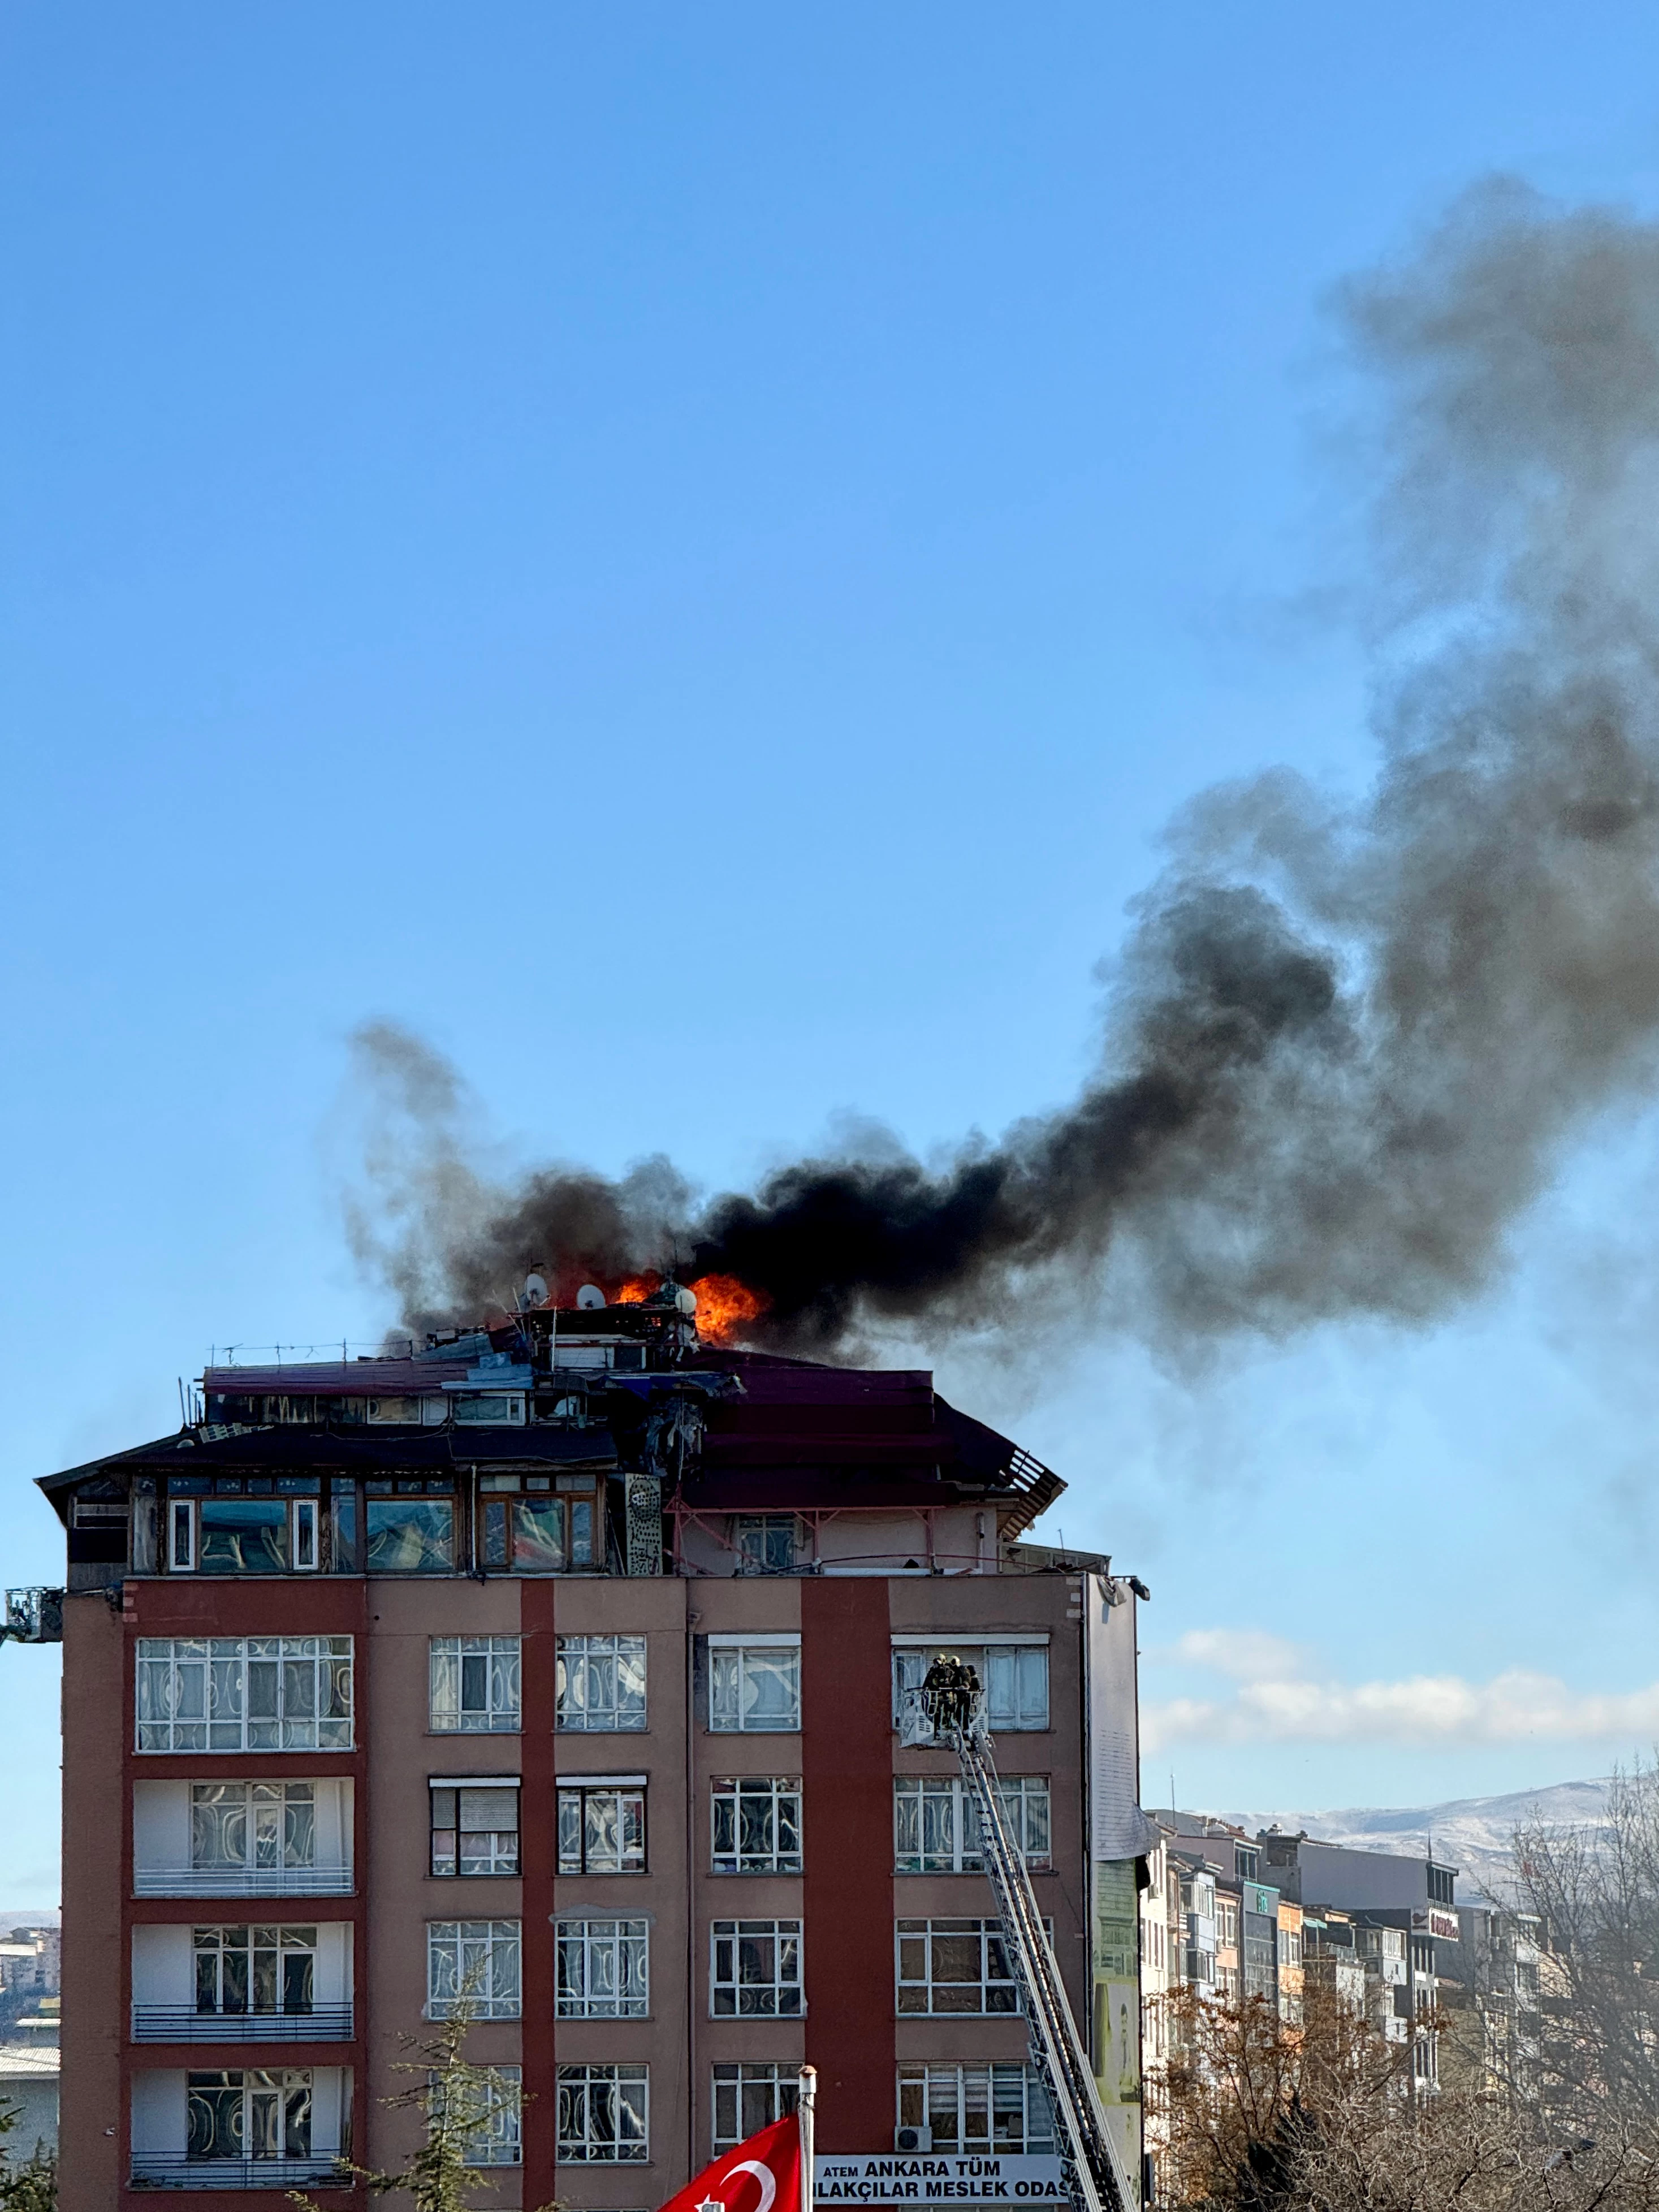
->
131;2005;353;2043
129;2156;351;2191
132;1866;354;1899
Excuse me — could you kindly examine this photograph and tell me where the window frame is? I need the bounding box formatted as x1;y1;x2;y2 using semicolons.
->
556;1636;647;1733
707;1638;801;1735
192;1924;318;2018
555;1917;650;2019
137;1638;354;1755
891;1641;1050;1734
712;2065;800;2154
711;1776;803;1875
185;2067;313;2163
897;2066;1055;2157
170;1500;197;1572
556;2063;650;2163
426;1919;523;2021
558;1781;647;1876
429;1637;522;1735
710;1919;804;2019
893;1775;1050;1874
430;1779;522;1878
895;1919;1029;2016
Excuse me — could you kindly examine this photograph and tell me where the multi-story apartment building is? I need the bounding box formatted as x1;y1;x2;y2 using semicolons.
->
36;1286;1152;2208
1255;1832;1457;2093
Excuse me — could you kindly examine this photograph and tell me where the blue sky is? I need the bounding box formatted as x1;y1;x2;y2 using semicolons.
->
5;1;1659;1906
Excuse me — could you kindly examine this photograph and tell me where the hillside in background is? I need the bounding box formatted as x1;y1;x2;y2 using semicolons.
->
1223;1778;1610;1899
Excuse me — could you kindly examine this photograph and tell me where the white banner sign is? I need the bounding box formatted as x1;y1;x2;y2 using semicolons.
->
815;2158;1066;2204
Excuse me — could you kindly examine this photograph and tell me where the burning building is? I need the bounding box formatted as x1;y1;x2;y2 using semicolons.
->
34;1278;1152;2209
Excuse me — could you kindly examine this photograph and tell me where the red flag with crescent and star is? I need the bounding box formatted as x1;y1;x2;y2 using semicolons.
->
654;2112;803;2212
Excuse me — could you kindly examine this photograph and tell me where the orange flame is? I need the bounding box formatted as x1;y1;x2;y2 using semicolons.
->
614;1275;662;1305
687;1273;768;1343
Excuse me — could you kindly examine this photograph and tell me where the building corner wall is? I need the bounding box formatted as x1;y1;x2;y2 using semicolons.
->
58;1591;124;2211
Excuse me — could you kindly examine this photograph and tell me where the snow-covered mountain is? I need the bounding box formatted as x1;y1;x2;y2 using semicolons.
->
1222;1778;1612;1900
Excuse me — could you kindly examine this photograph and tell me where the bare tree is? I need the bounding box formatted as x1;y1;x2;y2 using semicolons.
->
1514;1756;1659;2133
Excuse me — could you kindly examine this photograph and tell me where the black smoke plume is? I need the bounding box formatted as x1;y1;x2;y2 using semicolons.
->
347;184;1659;1358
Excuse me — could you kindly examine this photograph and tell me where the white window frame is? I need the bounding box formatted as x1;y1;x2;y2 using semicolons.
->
897;2066;1055;2156
556;2063;649;2163
453;2064;522;2167
170;1500;197;1572
556;1636;647;1733
713;2064;800;2153
894;1775;1050;1873
733;1515;800;1574
896;1919;1032;2015
556;1917;649;2019
558;1781;647;1875
891;1640;1049;1733
708;1636;801;1734
711;1776;803;1874
429;1637;522;1734
427;1920;522;2020
136;1638;354;1753
291;1500;318;1572
430;1779;521;1877
192;1924;318;2018
710;1920;803;2018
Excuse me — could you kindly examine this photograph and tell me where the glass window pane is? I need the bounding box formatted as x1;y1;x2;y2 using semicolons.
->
366;1499;455;1572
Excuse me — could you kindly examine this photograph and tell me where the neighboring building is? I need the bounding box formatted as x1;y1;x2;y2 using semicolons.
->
0;1928;59;2038
1256;1831;1458;2093
0;2040;58;2172
34;1285;1153;2207
1275;1897;1303;2027
1438;1899;1545;2099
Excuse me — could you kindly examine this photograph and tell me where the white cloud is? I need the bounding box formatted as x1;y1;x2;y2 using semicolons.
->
1142;1652;1659;1751
1155;1628;1311;1683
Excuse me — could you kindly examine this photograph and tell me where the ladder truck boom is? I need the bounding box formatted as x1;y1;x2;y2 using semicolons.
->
919;1671;1135;2212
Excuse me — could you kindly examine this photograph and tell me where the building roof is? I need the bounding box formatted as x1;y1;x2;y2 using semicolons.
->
0;2046;57;2082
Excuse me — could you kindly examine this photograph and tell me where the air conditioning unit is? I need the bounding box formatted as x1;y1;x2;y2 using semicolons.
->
895;2127;932;2154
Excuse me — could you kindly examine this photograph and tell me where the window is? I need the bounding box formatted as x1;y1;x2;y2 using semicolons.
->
136;1638;354;1753
734;1516;798;1574
192;1785;315;1876
1428;1865;1455;1906
714;2066;800;2153
709;1640;800;1733
478;1480;595;1572
896;1920;1025;2014
169;1500;196;1571
453;1393;526;1425
1281;1929;1303;1968
1217;1902;1239;1948
712;1777;802;1874
898;2067;1054;2155
431;1783;521;1877
556;1636;646;1731
194;1926;316;2016
711;1921;803;2017
557;1919;649;2018
187;2070;312;2162
893;1777;1049;1873
443;2064;522;2167
557;2064;649;2162
366;1494;455;1572
427;1921;522;2020
559;1783;646;1874
291;1500;318;1571
196;1498;290;1574
430;1638;521;1734
1235;1846;1260;1883
892;1644;1048;1733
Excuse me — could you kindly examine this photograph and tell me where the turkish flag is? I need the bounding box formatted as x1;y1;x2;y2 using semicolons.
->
655;2112;803;2212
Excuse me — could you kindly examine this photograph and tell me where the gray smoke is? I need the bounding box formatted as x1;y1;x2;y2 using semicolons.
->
347;183;1659;1356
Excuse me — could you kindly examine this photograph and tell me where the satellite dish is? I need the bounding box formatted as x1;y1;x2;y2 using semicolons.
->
576;1284;606;1310
523;1273;549;1308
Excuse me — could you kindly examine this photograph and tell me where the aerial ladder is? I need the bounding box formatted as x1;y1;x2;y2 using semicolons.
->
917;1669;1136;2212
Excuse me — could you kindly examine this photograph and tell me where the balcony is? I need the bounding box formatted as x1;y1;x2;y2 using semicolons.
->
131;2006;353;2044
129;2157;351;2191
132;1867;354;1899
